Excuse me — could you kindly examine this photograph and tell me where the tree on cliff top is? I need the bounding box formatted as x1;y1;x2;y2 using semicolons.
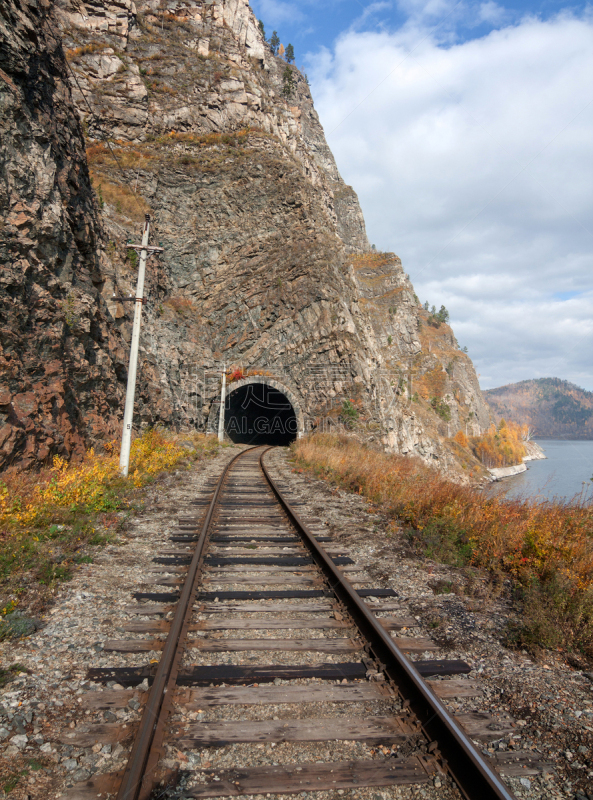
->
270;31;280;55
258;20;266;40
285;43;295;63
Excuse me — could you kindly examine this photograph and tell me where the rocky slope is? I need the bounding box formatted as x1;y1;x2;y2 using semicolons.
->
0;0;493;479
485;378;593;440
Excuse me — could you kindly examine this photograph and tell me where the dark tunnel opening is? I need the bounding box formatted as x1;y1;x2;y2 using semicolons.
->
224;383;298;446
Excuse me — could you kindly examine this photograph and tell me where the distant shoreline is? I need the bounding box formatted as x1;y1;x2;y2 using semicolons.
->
488;440;546;480
530;437;593;441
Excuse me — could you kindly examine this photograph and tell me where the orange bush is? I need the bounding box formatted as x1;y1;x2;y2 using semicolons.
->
417;366;446;401
453;430;468;448
471;420;527;468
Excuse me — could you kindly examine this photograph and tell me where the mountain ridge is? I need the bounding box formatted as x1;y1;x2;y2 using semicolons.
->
484;378;593;440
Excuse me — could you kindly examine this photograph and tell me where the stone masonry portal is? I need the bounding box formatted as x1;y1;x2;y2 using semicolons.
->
225;382;297;446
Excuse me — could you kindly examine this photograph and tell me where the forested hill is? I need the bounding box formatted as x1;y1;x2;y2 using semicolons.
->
484;378;593;439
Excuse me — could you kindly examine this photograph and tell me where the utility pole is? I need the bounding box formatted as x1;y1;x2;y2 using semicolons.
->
218;363;226;443
119;215;163;476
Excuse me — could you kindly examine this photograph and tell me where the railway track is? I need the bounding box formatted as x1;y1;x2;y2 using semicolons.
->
65;445;548;800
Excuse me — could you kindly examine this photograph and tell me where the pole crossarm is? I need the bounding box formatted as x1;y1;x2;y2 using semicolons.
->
111;296;148;303
119;215;160;477
127;244;164;253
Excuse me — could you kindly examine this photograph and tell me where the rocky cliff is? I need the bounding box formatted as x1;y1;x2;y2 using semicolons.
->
0;0;127;470
0;0;493;479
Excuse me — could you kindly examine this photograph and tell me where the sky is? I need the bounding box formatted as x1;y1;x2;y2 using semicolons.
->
250;0;593;391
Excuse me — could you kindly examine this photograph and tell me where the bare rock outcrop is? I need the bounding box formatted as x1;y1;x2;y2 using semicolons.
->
0;0;493;479
0;0;126;469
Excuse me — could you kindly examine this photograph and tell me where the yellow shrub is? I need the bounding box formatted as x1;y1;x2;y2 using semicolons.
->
0;429;213;531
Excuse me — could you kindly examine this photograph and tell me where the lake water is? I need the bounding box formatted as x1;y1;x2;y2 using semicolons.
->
494;440;593;504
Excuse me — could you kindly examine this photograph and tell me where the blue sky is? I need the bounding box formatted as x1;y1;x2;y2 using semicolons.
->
251;1;593;392
251;1;591;63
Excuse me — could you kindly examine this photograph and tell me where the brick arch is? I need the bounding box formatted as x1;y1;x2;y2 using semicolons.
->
206;376;306;439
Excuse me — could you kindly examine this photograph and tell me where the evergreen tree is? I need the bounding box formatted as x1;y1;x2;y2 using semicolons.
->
281;65;295;98
270;30;280;55
258;19;266;40
285;43;295;63
437;305;449;324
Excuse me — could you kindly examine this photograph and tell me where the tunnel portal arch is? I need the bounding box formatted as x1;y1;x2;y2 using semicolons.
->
207;376;305;446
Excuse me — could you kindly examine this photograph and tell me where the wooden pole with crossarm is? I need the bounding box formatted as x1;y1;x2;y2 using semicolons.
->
119;215;164;476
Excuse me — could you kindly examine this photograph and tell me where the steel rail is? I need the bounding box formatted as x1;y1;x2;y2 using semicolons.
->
116;446;260;800
259;447;517;800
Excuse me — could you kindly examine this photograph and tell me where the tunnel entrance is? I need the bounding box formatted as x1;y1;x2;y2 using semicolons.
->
225;382;298;446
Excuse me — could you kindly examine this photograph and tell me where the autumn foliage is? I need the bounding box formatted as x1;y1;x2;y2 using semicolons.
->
226;368;275;383
471;419;528;468
293;434;593;656
453;430;469;448
0;430;219;609
228;368;245;383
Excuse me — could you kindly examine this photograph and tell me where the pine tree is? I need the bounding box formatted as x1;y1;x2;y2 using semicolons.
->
281;65;295;98
437;305;449;323
270;31;280;55
258;20;266;40
285;43;295;63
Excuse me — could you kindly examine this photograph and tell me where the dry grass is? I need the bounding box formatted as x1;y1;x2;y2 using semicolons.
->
415;366;447;402
86;129;271;183
89;169;151;224
0;429;219;620
149;81;178;96
65;43;108;61
88;143;154;170
293;433;593;658
163;296;197;317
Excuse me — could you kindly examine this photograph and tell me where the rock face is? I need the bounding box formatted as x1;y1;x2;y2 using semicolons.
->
0;0;126;470
0;0;493;479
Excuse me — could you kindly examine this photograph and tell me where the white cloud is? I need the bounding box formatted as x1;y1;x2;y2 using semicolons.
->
352;2;395;29
308;11;593;389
